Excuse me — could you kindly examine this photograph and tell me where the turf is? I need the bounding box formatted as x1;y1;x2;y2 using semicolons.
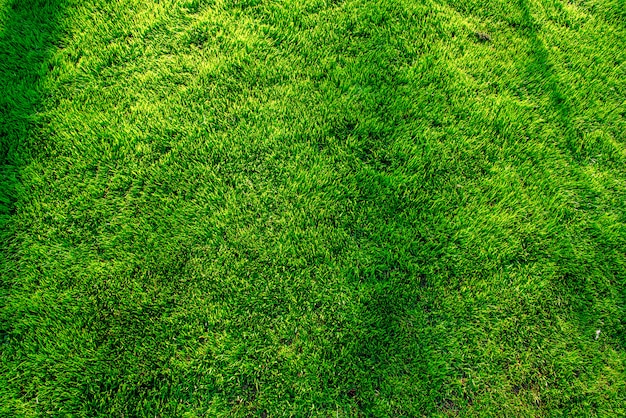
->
1;0;625;416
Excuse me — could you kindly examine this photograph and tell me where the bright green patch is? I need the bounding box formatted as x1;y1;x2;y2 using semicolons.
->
1;0;625;416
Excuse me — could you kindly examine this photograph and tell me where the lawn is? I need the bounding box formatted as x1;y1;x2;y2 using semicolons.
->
1;0;625;416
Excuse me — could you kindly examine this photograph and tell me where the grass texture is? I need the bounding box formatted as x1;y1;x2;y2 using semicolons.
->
1;0;625;416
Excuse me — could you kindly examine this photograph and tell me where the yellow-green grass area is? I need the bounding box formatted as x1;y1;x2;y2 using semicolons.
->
1;0;625;416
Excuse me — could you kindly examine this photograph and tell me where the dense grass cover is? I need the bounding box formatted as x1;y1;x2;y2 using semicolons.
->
1;0;625;415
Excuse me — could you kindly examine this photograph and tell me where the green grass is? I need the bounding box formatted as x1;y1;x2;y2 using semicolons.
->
1;0;625;415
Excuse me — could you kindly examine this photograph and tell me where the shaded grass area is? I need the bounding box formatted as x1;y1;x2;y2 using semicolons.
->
0;0;66;236
1;0;625;415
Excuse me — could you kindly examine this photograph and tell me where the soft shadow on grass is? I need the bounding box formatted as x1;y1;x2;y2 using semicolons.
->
516;0;577;155
518;0;625;338
0;0;66;227
0;0;67;378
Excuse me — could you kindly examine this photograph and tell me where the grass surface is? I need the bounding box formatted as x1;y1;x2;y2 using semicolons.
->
1;0;625;416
